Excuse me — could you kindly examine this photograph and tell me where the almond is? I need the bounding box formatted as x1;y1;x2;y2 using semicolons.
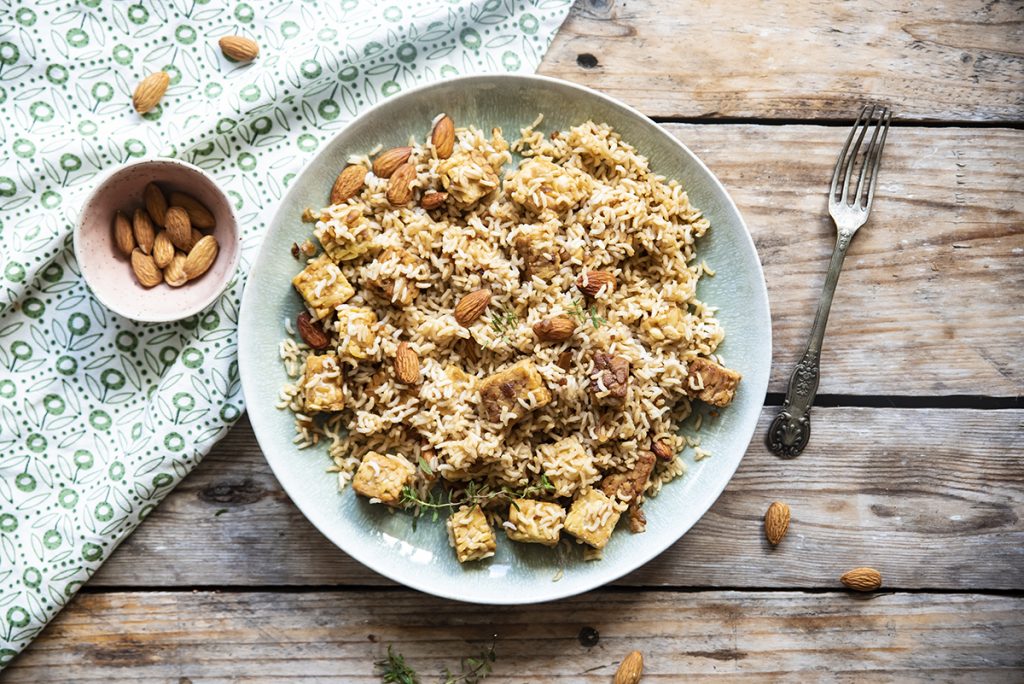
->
431;114;455;159
556;350;573;372
190;228;204;251
533;315;575;342
183;235;219;280
132;71;169;114
130;249;162;288
165;206;192;251
219;35;259;61
764;501;791;546
113;211;135;257
132;208;155;255
576;269;616;298
420;191;448;210
168;192;216;229
651;440;674;461
329;164;367;205
143;183;168;226
372;146;413;178
840;567;882;592
152;231;175;269
386;162;416;206
614;650;643;684
296;311;330;350
394;342;421;384
164;252;188;287
453;289;491;326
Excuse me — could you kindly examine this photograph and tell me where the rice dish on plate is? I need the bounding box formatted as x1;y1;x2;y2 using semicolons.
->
277;113;742;563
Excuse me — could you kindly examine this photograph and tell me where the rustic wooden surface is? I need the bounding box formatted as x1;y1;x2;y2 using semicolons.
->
6;591;1023;681
89;408;1024;590
8;0;1023;680
539;0;1024;122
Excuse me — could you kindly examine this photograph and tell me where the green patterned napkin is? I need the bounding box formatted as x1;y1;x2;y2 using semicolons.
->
0;0;571;663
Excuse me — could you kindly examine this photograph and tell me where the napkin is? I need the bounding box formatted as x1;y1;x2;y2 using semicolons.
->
0;0;571;663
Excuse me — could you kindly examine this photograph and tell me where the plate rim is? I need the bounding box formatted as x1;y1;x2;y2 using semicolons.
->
238;72;772;604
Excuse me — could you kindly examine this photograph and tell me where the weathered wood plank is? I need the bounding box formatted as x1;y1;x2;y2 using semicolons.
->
91;408;1024;590
7;590;1023;681
663;124;1023;396
539;0;1024;122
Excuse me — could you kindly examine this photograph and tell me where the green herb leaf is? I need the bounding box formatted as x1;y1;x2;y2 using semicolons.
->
417;456;434;476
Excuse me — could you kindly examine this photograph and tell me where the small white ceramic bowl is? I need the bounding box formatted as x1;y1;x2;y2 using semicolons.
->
74;158;240;322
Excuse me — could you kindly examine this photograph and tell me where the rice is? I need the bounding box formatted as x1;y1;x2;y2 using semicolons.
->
278;115;733;560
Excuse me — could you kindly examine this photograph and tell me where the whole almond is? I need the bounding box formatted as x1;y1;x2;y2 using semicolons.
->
164;252;188;287
420;191;448;210
113;211;135;257
764;501;791;546
144;183;168;226
533;315;575;342
386;162;417;206
130;249;162;288
132;208;155;255
132;71;169;113
575;269;616;298
296;312;330;350
190;228;204;251
219;35;259;62
183;235;219;280
431;114;455;159
330;165;367;205
454;289;491;326
165;206;192;251
394;342;421;384
840;567;882;592
152;231;175;269
614;650;643;684
168;192;216;229
651;440;674;461
372;146;413;178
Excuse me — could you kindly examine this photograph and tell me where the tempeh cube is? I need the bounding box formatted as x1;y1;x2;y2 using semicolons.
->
478;359;552;424
315;209;372;262
563;488;624;549
292;254;355;320
687;356;742;407
333;305;378;360
505;499;565;547
302;354;345;412
351;451;416;506
446;505;496;563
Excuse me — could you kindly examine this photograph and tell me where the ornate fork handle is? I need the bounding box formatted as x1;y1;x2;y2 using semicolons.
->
767;230;852;458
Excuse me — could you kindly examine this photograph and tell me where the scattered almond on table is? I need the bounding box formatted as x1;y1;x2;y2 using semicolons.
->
614;650;644;684
132;71;169;114
764;501;791;546
840;567;882;592
113;183;220;288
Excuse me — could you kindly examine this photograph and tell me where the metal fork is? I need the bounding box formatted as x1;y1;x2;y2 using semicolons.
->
767;105;892;458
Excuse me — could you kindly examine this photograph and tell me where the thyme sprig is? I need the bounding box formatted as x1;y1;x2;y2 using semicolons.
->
568;298;606;329
489;304;519;343
375;639;497;684
400;475;555;522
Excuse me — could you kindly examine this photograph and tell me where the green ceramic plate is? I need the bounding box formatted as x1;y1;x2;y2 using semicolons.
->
238;74;771;603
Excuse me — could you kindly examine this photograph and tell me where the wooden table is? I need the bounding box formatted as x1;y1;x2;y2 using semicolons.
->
7;1;1022;680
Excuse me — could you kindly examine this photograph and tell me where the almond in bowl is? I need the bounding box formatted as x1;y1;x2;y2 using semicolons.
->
74;158;240;322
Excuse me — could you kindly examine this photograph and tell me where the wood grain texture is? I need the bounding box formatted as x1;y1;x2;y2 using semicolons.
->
660;124;1024;396
539;0;1024;122
6;590;1023;681
90;409;1024;590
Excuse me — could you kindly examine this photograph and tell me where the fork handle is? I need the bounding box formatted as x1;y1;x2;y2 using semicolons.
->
767;229;853;458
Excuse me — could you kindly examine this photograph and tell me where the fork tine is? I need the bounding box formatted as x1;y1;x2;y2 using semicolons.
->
862;108;892;210
840;104;875;205
829;105;870;201
854;107;885;206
